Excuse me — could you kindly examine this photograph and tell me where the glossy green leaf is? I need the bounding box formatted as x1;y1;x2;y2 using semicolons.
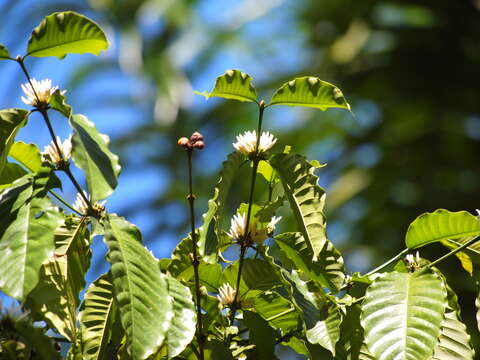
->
70;114;121;202
14;315;61;360
198;151;244;263
432;310;474;360
0;109;29;174
9;142;42;172
168;236;194;281
242;258;282;291
360;271;447;360
0;43;10;59
165;275;196;359
275;232;345;293
306;302;342;356
0;163;27;189
195;69;257;103
269;76;350;110
243;310;277;359
0;195;62;300
254;290;301;333
270;153;345;291
103;214;173;359
26;11;108;58
49;89;72;118
405;209;480;249
79;273;121;360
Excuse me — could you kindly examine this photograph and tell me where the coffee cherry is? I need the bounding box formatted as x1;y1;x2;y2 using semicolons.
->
190;131;204;143
193;140;205;149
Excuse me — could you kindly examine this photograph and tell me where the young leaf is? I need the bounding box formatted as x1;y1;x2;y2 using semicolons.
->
164;275;196;359
49;89;72;118
194;69;257;103
70;114;121;202
0;43;10;59
198;151;244;263
405;209;480;249
79;273;121;360
360;270;447;360
269;76;350;111
432;310;474;360
26;11;108;58
275;232;345;293
0;109;29;174
8;142;42;172
270;153;345;291
103;214;173;359
0;196;63;300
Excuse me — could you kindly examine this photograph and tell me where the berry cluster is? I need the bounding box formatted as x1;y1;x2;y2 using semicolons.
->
177;132;205;150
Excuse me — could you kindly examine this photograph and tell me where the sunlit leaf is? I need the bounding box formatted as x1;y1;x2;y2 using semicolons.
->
242;258;283;291
0;43;10;59
103;214;173;359
9;142;42;172
79;273;122;360
26;11;108;58
49;89;72;118
194;69;257;103
70;114;121;202
198;151;244;263
306;302;342;356
165;275;196;359
0;109;29;175
254;290;301;334
270;153;345;291
360;270;447;360
405;209;480;249
269;76;350;111
0;194;62;301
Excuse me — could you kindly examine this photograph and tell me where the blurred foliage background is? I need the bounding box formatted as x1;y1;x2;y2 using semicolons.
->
1;0;480;353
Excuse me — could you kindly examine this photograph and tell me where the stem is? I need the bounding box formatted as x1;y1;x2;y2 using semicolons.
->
186;149;205;360
229;102;265;324
64;165;91;207
49;190;82;215
421;236;480;272
365;248;410;277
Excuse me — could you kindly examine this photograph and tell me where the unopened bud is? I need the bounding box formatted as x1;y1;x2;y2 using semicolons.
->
177;137;190;148
193;141;205;150
190;131;204;143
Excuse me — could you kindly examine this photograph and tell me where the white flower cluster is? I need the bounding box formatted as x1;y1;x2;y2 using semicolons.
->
217;283;236;306
233;130;277;156
74;191;106;215
42;136;72;166
227;212;281;244
21;78;65;108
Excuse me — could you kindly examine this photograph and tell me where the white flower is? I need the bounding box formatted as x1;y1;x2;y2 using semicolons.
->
21;78;65;108
233;130;277;156
476;209;480;219
217;283;236;306
227;212;281;244
73;191;106;215
42;135;72;165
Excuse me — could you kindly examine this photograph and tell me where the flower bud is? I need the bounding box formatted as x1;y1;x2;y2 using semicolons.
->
190;131;204;143
177;137;190;148
193;140;205;149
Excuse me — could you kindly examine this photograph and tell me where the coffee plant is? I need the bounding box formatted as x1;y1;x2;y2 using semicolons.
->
0;11;478;360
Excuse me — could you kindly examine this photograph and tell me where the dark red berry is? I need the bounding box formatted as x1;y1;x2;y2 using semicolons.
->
190;131;204;143
193;141;205;149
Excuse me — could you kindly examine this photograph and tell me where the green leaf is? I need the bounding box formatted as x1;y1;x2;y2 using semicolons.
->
0;196;63;300
275;232;345;293
243;310;277;359
477;285;480;334
0;43;10;59
360;270;447;360
70;114;121;202
306;302;343;356
0;163;27;189
168;236;194;280
242;258;283;291
269;76;350;111
432;310;474;360
254;291;301;334
405;209;480;249
14;315;61;360
194;69;257;103
257;160;279;185
0;109;29;175
270;153;345;291
165;275;196;359
26;11;108;58
103;214;173;359
79;273;121;360
198;151;244;263
9;142;42;172
49;89;72;118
